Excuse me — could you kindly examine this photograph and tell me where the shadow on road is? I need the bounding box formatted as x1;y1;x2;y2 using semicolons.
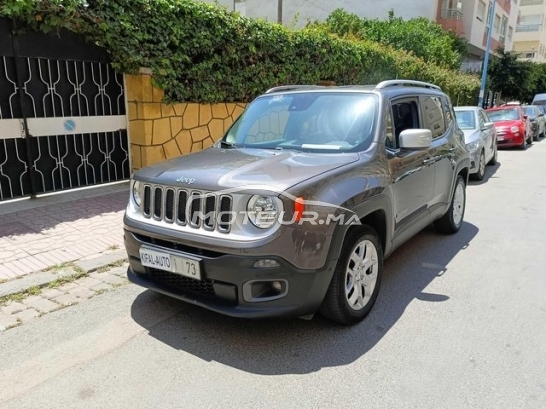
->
131;222;479;375
469;161;501;186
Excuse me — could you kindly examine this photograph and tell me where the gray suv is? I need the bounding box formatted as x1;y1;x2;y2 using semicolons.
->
124;80;470;325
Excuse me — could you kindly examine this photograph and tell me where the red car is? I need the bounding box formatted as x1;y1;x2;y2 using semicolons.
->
486;105;532;149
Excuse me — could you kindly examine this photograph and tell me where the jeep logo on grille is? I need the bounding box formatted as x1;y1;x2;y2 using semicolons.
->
176;176;196;185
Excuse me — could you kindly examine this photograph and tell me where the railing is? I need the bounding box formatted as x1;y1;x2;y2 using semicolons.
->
440;8;463;20
516;51;537;59
516;24;542;32
520;0;544;6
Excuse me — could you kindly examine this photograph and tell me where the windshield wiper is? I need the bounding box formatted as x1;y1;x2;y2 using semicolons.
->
219;140;239;149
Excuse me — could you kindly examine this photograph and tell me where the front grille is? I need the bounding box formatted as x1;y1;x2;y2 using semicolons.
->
147;268;215;296
142;184;233;233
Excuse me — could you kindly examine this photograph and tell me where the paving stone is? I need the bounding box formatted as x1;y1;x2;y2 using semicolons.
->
52;293;80;307
1;301;27;315
55;267;80;278
89;282;113;292
22;295;43;305
89;271;110;281
75;250;127;273
110;266;128;276
57;282;78;292
0;271;57;297
14;308;40;323
40;288;64;300
0;313;19;330
67;286;95;300
27;298;60;313
75;276;102;289
100;274;127;286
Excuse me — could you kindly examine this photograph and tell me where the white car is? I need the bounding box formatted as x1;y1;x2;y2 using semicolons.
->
454;106;498;181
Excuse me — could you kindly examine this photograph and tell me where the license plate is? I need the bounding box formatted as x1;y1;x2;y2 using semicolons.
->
497;135;504;141
139;247;202;280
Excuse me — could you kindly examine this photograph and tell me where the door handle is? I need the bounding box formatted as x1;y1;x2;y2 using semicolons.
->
423;157;436;165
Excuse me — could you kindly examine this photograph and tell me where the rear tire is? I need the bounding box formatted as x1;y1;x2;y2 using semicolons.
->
434;175;466;234
320;226;383;325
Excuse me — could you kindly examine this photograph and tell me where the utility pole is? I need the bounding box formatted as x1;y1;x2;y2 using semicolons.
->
478;0;497;108
278;0;283;24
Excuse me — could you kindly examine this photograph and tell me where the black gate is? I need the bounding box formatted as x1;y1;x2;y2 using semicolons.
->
0;18;129;201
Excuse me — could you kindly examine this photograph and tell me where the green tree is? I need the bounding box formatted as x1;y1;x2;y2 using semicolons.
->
488;47;537;102
313;9;468;70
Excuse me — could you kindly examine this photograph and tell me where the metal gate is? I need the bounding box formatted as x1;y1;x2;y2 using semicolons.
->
0;18;129;202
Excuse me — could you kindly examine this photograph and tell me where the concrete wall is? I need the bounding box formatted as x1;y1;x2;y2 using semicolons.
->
125;73;246;171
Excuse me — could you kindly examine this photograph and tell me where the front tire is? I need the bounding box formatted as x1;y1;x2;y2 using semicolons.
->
434;175;466;234
320;226;383;325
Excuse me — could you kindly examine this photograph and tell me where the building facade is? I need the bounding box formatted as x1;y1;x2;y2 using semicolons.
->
512;0;546;62
200;0;521;71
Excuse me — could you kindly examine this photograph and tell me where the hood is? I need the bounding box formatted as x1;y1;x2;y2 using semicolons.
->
134;147;360;192
461;129;481;144
492;120;523;129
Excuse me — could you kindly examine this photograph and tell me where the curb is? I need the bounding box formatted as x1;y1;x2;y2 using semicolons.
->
0;249;128;299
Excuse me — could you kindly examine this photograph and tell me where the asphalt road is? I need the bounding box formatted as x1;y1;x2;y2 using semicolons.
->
2;140;546;409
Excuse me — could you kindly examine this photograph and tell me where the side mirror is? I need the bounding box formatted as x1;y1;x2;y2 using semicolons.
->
523;114;528;120
399;129;432;150
482;122;494;130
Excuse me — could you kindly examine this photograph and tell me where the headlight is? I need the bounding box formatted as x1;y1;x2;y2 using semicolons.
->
510;126;519;132
247;195;278;229
132;180;142;207
466;141;479;151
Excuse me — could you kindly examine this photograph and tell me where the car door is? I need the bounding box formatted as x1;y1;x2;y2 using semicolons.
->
386;98;434;245
479;109;494;160
421;95;453;209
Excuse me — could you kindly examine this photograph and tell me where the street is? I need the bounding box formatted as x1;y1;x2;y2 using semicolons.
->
1;141;546;409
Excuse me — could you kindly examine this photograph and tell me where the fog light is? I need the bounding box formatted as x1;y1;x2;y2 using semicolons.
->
271;281;282;292
253;259;280;268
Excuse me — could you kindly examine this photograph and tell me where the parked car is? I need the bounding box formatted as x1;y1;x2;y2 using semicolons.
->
532;93;546;106
124;80;470;325
522;105;546;141
454;106;497;180
486;105;531;149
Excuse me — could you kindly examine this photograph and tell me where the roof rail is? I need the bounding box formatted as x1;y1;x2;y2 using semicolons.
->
265;85;326;94
375;80;442;91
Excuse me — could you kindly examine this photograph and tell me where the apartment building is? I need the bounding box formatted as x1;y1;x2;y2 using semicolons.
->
512;0;546;62
200;1;520;71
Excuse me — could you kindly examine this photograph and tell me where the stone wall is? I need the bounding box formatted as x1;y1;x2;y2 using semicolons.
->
125;72;246;171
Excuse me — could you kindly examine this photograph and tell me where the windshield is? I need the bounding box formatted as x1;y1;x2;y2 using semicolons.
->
222;93;378;152
523;106;537;117
487;108;520;122
454;110;476;130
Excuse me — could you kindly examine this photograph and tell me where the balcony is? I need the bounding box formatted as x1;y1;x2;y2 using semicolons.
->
517;50;537;59
516;24;542;32
440;8;463;20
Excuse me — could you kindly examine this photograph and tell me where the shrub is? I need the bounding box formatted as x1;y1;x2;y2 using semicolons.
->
1;0;479;105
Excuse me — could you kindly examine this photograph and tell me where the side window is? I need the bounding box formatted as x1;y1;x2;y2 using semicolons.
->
479;111;488;127
422;96;446;138
441;97;454;128
478;111;485;129
385;107;395;149
392;100;420;146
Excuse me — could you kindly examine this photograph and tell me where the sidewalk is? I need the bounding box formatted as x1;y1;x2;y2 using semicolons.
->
0;184;128;281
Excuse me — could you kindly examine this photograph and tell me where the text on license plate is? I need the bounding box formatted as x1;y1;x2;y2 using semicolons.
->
139;248;202;280
497;135;504;141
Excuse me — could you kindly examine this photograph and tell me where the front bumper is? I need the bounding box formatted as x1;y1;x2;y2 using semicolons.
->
497;131;524;147
468;149;481;174
124;229;338;319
